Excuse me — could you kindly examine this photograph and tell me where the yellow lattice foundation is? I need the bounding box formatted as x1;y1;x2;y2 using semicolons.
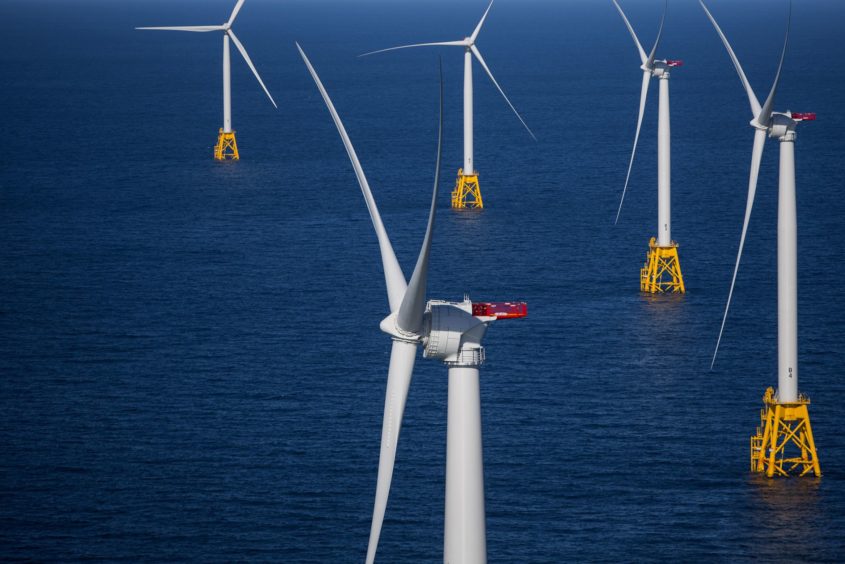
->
451;169;482;209
640;237;685;293
214;129;239;161
751;387;821;477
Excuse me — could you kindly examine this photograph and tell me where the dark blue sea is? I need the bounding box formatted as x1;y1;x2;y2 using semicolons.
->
2;0;845;561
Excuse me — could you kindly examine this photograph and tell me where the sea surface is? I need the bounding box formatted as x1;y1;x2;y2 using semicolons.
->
2;0;845;561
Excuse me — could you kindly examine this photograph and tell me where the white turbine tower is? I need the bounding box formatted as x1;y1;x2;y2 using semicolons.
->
137;0;277;161
297;44;527;563
702;0;820;477
361;0;535;209
612;0;686;293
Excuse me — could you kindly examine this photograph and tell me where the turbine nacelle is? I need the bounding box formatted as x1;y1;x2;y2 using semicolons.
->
382;298;529;361
422;299;487;364
769;113;796;140
768;111;815;140
647;59;682;77
421;299;527;365
749;111;814;139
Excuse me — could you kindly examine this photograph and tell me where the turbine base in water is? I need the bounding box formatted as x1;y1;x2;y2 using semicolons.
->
640;237;685;293
214;129;239;161
751;387;821;477
451;169;482;209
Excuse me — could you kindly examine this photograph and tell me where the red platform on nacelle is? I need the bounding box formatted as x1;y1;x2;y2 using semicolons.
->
792;112;816;121
472;302;528;319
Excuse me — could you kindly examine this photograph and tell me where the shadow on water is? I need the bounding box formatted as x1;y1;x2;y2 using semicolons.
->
449;208;485;224
439;208;490;263
635;292;690;341
747;475;826;556
639;291;687;316
751;473;822;509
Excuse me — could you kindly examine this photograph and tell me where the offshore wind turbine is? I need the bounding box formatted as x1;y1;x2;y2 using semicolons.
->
137;0;277;161
702;0;820;477
612;0;686;293
297;44;527;563
361;0;535;209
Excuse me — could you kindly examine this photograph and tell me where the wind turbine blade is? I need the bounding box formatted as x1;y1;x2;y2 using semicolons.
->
757;3;791;128
365;340;417;564
228;0;247;26
712;128;767;368
470;45;536;141
135;26;225;32
699;0;762;118
611;0;647;65
615;70;651;224
297;43;407;312
396;61;444;335
470;1;494;43
227;30;277;108
359;41;467;58
645;1;666;70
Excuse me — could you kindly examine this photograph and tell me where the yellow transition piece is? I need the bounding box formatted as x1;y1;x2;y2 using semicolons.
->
751;387;821;477
641;237;685;293
452;169;482;209
214;129;239;161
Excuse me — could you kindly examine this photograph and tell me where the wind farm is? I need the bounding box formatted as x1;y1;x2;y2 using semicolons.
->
2;0;844;562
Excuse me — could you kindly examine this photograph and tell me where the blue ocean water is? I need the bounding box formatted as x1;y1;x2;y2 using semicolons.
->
2;0;845;560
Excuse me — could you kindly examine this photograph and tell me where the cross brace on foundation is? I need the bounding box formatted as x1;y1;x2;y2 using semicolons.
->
640;237;685;293
451;169;482;209
750;387;821;477
214;129;239;161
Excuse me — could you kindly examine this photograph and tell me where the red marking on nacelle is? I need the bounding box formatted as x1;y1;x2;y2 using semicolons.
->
792;112;816;121
472;302;527;320
666;60;683;67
